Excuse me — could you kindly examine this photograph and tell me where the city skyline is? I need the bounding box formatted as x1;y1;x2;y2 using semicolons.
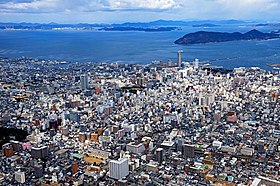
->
0;0;280;23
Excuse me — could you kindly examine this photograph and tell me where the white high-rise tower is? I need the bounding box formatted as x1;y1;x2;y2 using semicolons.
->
177;50;183;67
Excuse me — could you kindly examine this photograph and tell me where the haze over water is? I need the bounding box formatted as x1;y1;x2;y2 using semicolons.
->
1;26;280;70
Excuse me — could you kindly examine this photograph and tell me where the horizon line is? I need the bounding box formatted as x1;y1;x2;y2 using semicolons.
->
0;19;277;25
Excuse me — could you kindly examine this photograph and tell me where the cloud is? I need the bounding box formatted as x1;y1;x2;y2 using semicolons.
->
0;0;58;12
108;0;180;10
0;0;279;22
215;0;279;11
170;0;280;20
0;0;278;13
207;0;280;19
0;0;181;13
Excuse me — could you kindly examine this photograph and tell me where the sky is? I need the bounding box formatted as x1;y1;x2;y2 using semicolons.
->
0;0;280;23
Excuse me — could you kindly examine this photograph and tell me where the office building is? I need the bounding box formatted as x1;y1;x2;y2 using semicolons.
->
81;74;89;90
15;171;25;184
31;146;48;159
177;50;183;67
257;140;265;153
176;138;183;152
156;148;164;163
126;142;145;154
109;158;129;180
194;59;199;69
136;78;145;87
183;144;195;158
34;164;44;178
241;147;254;156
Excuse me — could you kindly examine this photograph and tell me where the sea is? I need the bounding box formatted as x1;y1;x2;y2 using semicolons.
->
0;25;280;70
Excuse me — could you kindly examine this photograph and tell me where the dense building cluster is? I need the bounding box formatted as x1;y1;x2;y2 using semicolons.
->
0;56;279;186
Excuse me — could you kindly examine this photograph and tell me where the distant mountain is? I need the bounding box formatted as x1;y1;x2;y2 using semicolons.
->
0;22;109;30
174;29;280;45
253;23;280;27
0;19;250;30
216;19;247;24
271;30;280;34
113;19;247;27
192;24;219;28
99;26;178;32
112;20;190;27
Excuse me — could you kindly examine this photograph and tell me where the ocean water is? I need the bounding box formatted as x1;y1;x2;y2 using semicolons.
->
0;26;280;70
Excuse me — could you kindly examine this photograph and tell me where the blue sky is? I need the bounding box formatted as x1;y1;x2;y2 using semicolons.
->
0;0;280;23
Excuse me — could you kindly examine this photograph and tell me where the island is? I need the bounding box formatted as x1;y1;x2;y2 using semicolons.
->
98;26;178;32
174;29;280;45
192;23;219;28
267;63;280;67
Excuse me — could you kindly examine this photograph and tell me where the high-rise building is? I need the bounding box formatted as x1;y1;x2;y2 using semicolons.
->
176;138;183;152
109;158;129;180
136;78;145;87
198;93;205;106
80;74;89;90
15;171;25;183
31;147;41;159
31;146;48;159
34;164;44;178
183;144;195;158
257;140;265;154
177;50;183;67
126;142;145;154
194;59;199;69
156;148;164;163
41;146;48;158
50;128;56;137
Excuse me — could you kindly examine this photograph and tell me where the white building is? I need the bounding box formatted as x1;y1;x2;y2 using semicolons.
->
15;171;25;184
177;50;183;67
212;141;222;148
109;158;129;180
241;147;254;156
126;142;145;154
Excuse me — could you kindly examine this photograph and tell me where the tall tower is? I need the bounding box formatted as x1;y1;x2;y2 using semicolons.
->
177;50;183;67
156;148;164;163
80;73;89;90
194;58;199;69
